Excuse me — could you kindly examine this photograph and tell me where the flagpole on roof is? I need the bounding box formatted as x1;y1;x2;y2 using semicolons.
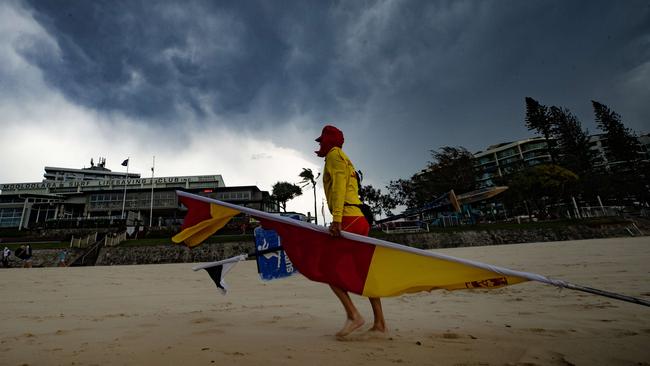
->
149;156;155;227
121;157;129;220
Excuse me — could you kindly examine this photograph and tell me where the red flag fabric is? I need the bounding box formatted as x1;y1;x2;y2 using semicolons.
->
260;218;375;294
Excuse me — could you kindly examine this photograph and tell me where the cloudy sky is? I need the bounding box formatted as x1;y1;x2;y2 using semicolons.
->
1;0;648;220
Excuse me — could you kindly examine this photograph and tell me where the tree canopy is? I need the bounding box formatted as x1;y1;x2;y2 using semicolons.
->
525;96;557;163
505;164;579;218
592;100;641;163
271;182;302;212
359;184;397;218
388;146;476;209
298;168;320;224
548;106;593;175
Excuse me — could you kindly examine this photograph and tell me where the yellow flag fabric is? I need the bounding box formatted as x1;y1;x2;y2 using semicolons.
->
172;197;240;247
362;246;527;297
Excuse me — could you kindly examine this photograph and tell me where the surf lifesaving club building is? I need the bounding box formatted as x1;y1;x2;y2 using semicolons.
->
0;159;277;229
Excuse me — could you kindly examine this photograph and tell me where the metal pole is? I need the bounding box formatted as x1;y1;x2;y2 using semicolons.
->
18;198;28;231
313;185;318;225
121;158;129;219
150;156;155;227
524;200;530;221
572;196;581;219
597;195;606;216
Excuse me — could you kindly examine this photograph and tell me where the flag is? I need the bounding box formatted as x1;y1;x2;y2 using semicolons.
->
258;218;526;297
172;195;240;247
173;191;650;306
121;158;129;166
193;255;247;294
173;192;529;296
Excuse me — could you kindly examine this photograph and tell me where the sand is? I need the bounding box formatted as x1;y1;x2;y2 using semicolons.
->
1;236;649;366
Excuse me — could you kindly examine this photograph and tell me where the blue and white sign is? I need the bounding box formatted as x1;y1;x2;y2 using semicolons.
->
253;226;297;281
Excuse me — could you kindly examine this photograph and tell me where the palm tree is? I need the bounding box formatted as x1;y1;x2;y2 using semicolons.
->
271;182;303;212
299;168;321;224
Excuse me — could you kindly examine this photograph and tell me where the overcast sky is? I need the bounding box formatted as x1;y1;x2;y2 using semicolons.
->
1;0;649;221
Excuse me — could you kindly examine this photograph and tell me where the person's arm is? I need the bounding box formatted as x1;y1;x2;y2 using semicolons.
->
327;151;348;236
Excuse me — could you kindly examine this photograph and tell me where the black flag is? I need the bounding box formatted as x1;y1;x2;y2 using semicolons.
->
192;255;247;295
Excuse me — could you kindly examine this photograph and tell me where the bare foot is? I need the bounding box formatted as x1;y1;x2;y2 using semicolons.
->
336;317;365;337
367;325;387;334
359;327;388;340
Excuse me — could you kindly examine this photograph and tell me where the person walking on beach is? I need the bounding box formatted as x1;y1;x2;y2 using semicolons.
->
24;244;33;268
57;249;68;267
315;124;387;338
2;246;10;268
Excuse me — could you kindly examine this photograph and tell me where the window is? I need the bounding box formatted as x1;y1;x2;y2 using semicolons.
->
496;148;518;159
0;208;22;228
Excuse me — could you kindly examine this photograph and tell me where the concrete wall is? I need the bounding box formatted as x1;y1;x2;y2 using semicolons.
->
383;224;640;250
7;221;645;267
96;241;254;266
94;222;644;266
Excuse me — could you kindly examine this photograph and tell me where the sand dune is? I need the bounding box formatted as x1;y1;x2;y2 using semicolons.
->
1;237;649;365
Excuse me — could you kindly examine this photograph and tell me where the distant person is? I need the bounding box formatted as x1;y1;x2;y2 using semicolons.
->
24;244;33;268
2;246;10;268
315;125;386;338
57;249;68;267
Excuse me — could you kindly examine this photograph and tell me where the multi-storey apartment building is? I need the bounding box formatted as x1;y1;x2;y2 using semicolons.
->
473;137;552;187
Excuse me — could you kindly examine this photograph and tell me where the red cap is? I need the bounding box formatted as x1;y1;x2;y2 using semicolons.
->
315;125;344;142
315;125;344;157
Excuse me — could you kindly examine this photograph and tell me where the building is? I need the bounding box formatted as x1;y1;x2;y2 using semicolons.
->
0;160;276;229
473;137;552;187
639;133;650;158
43;157;140;182
473;133;649;188
588;133;650;169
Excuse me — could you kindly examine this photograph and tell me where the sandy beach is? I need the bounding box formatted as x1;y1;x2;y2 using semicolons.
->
1;236;648;366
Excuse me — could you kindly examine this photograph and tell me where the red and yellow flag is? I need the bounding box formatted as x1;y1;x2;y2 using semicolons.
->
172;192;529;297
174;192;650;307
172;195;240;247
259;218;526;297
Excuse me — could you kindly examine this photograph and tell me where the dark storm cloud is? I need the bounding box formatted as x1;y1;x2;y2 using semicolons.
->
21;1;304;120
16;0;650;179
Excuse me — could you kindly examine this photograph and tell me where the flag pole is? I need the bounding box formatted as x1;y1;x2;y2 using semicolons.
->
121;158;129;220
176;191;650;307
149;156;155;227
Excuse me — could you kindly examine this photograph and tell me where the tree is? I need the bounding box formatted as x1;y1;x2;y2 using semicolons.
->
592;101;641;163
525;97;557;163
548;106;594;175
387;178;418;208
299;168;320;224
506;164;579;218
387;146;476;209
359;184;398;218
425;146;477;194
271;182;302;212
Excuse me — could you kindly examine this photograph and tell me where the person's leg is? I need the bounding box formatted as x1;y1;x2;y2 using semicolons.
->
368;297;387;332
330;285;365;337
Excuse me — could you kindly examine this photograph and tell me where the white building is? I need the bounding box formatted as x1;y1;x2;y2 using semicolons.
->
0;160;275;229
473;137;553;187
